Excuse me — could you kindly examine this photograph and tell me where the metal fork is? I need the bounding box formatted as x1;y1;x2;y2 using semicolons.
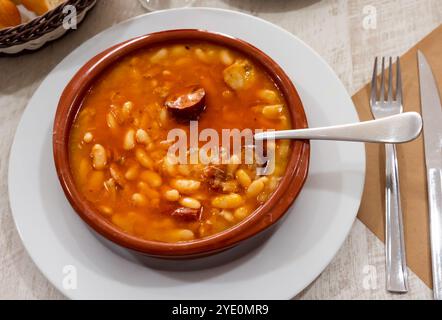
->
370;57;409;293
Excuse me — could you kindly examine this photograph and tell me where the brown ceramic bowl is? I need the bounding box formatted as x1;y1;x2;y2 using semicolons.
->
53;29;310;259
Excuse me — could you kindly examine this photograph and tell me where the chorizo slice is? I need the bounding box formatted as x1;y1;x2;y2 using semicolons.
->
165;86;206;120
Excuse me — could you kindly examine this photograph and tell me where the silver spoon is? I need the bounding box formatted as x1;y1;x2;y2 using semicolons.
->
254;112;422;144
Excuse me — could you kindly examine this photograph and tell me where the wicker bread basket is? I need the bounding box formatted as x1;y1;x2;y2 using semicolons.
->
0;0;96;54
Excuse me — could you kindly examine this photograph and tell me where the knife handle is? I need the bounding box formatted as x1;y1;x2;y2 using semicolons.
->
385;143;409;292
427;168;442;300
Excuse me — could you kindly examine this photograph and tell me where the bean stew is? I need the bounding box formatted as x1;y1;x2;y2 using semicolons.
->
68;41;293;243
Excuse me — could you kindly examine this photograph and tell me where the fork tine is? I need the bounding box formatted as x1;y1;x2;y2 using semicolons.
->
387;57;393;102
396;57;403;104
370;57;378;105
380;57;386;102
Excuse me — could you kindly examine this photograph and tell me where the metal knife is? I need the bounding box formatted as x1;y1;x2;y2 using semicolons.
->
418;50;442;300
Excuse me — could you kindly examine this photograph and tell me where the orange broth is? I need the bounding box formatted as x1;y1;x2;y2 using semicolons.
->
69;42;293;242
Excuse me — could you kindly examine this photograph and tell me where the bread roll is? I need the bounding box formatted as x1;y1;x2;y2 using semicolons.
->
21;0;65;16
0;0;21;29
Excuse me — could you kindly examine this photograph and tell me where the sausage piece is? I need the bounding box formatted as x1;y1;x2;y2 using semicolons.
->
165;86;206;120
171;207;202;221
202;165;228;191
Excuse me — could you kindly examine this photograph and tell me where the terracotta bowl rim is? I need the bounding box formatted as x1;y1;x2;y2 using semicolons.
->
52;29;310;257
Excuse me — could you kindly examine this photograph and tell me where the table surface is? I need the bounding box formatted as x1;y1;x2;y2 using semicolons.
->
0;0;440;300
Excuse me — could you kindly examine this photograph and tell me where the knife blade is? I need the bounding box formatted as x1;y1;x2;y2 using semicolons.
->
417;50;442;300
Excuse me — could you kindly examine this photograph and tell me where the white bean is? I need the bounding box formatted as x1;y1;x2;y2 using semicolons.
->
159;108;168;126
140;170;162;188
195;48;209;63
227;154;241;176
221;180;239;193
150;48;168;63
246;179;265;198
138;182;160;198
220;50;234;65
83;132;93;143
132;193;147;206
211;194;243;209
91;144;107;170
277;141;291;158
257;177;269;184
171;45;187;56
175;229;195;241
234;206;251;220
78;159;91;184
164;189;180;202
122;101;133;118
262;104;284;120
98;206;113;215
220;210;235;222
135;129;150;144
123;129;136;150
235;169;252;188
125;165;139;181
87;171;104;192
135;148;154;169
106;112;118;129
258;89;279;103
171;179;201;194
179;197;201;209
163;154;177;176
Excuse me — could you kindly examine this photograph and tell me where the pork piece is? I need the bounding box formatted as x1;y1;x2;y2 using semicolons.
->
202;165;228;191
170;207;202;221
223;59;255;90
164;86;206;120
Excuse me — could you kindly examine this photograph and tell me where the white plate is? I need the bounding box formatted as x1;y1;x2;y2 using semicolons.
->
8;8;365;299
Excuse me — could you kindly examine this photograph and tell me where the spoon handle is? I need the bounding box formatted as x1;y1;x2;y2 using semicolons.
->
254;112;422;144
